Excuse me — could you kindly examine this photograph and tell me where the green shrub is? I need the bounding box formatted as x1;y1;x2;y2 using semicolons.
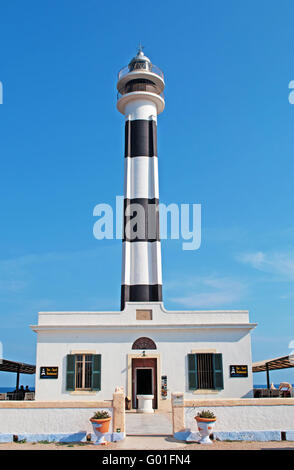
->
91;410;111;420
196;409;216;419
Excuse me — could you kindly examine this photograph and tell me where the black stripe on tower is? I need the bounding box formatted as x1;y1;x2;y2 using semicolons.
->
125;119;157;157
123;198;160;242
121;284;162;311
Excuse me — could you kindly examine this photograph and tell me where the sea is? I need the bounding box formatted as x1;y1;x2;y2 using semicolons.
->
254;384;294;389
1;385;293;393
0;387;35;393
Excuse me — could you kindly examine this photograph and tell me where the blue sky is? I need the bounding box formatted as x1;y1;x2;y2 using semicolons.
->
1;0;294;387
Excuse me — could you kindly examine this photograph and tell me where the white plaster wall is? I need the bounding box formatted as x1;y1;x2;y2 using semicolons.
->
34;326;253;401
163;328;253;400
185;405;294;432
0;407;112;434
35;302;252;326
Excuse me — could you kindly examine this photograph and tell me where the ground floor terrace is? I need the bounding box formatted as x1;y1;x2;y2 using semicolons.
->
0;391;294;445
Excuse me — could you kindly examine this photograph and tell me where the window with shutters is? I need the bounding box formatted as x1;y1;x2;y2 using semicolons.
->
66;354;101;392
188;353;224;391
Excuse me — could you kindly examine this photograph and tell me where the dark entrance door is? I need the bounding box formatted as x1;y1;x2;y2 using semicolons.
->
132;358;157;409
136;369;153;394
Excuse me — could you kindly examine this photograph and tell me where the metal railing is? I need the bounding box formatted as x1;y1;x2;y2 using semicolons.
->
117;90;165;101
118;64;164;81
4;391;35;400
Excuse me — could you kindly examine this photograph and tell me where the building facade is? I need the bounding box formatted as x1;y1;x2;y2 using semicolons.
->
32;303;255;406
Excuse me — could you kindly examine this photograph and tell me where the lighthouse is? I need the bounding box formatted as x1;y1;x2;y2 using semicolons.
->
117;48;165;310
32;49;256;409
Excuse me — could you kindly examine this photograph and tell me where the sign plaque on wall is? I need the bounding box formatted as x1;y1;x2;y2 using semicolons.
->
40;366;58;379
230;365;248;378
161;375;167;399
172;393;184;406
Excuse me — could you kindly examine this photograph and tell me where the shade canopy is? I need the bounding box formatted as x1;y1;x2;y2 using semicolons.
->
0;359;36;375
252;355;294;373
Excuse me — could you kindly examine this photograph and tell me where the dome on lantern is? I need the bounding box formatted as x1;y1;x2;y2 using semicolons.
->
128;47;152;72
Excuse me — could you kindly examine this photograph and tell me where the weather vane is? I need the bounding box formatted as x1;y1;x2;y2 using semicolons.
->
138;42;144;53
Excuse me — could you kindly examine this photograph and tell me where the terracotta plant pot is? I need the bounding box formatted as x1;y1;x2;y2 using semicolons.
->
195;416;216;445
90;417;111;445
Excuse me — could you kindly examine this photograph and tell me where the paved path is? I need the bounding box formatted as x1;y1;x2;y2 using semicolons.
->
1;439;294;450
125;412;173;436
115;435;185;449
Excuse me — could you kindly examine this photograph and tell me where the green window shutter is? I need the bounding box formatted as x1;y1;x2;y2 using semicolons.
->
213;353;224;390
188;354;198;390
66;354;75;391
92;354;101;391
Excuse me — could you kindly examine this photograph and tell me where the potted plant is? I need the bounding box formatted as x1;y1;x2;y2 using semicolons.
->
194;409;216;445
90;410;111;445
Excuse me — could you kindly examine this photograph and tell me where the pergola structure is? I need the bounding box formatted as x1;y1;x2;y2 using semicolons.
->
252;354;294;389
0;359;36;390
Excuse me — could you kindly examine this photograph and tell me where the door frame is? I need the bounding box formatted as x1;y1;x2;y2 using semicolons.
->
127;353;161;410
132;360;157;409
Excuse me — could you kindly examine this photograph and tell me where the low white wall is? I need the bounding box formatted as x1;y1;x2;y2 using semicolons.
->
172;398;294;441
185;400;294;432
0;408;112;434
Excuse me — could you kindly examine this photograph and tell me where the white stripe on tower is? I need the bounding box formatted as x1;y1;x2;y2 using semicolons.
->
117;49;165;310
124;156;159;200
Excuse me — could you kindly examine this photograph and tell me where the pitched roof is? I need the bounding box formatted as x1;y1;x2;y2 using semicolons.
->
252;355;294;372
0;359;36;374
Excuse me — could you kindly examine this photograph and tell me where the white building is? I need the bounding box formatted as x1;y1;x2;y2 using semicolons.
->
31;49;256;410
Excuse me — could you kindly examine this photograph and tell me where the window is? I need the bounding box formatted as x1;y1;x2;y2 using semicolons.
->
75;354;92;390
136;309;152;320
66;354;101;392
132;337;157;350
188;353;223;391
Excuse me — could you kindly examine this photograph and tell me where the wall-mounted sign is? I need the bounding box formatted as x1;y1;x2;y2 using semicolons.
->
40;366;58;379
230;365;248;378
172;393;183;406
161;375;167;399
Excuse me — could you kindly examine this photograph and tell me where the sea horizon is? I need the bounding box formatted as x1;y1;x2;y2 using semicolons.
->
0;387;35;393
1;385;293;393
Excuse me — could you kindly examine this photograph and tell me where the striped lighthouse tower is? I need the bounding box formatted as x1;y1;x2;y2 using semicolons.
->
117;48;165;310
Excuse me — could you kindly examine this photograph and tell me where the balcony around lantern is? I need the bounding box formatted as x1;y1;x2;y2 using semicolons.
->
117;90;164;102
117;79;165;101
118;63;164;81
117;61;165;115
116;87;165;115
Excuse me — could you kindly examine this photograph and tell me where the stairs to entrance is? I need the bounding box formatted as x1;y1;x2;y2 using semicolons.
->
125;411;173;436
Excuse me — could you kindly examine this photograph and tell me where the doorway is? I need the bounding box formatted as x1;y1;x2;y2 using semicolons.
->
132;358;157;409
136;368;153;395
